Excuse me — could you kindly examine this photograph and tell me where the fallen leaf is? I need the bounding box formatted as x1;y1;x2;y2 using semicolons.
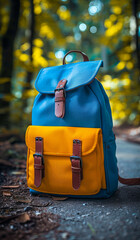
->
15;199;32;204
1;185;20;189
0;213;30;224
52;197;68;201
18;213;30;223
0;214;19;224
2;191;11;196
31;202;50;207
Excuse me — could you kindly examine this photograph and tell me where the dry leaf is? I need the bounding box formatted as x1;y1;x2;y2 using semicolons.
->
52;197;68;201
0;214;19;224
31;202;50;207
1;185;20;189
15;199;32;203
18;213;30;223
0;213;30;224
2;191;11;196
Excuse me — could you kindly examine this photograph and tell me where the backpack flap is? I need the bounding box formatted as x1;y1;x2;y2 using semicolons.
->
35;60;103;94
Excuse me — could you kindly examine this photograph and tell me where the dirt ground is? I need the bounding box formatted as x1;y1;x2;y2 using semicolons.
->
0;126;140;240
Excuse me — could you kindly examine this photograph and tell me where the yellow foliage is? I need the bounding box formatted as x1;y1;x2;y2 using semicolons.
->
21;43;30;51
112;6;122;15
0;5;9;35
33;0;41;3
40;23;54;39
16;72;26;78
109;14;117;22
121;72;129;79
103;75;112;81
33;39;44;47
66;36;75;43
34;5;42;15
14;50;21;57
116;61;125;70
105;22;123;37
33;47;43;57
48;52;55;59
3;94;14;101
23;89;38;98
39;56;48;67
126;61;133;70
57;7;71;21
0;78;10;84
118;111;126;119
122;78;131;87
124;46;133;53
19;54;29;62
104;19;112;28
112;78;119;84
118;53;131;61
17;81;30;87
102;79;117;90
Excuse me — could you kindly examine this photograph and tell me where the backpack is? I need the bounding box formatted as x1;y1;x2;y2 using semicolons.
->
25;50;140;198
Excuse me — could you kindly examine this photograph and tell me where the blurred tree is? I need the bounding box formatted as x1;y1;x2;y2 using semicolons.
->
0;0;20;124
0;0;139;130
26;0;35;89
100;0;140;125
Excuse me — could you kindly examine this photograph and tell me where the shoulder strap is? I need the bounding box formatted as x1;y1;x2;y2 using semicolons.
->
119;175;140;185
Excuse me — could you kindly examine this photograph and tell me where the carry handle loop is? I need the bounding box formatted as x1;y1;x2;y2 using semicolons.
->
63;50;89;65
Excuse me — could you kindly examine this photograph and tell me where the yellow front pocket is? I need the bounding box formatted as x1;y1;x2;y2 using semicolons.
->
25;126;106;195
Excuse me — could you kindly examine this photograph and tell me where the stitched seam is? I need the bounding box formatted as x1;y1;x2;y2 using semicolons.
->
28;185;101;195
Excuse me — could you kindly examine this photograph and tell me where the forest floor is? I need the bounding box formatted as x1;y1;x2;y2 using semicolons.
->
0;126;140;240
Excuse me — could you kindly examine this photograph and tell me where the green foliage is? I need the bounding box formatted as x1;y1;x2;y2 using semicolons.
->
0;0;139;129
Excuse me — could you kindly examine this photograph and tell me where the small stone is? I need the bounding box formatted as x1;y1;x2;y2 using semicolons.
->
24;206;32;211
106;212;110;215
35;211;40;216
83;203;87;206
61;232;69;239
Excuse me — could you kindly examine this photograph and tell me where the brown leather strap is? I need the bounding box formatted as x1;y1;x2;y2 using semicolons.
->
34;137;44;188
70;139;82;190
119;175;140;185
63;50;89;65
55;79;67;118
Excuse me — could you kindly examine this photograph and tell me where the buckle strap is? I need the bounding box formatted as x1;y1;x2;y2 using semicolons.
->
34;137;44;188
55;79;67;118
70;139;82;190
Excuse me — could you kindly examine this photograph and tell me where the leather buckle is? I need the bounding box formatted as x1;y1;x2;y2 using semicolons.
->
54;87;66;97
70;155;82;168
33;153;44;165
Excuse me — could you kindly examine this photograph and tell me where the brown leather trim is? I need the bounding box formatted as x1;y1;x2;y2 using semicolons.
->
71;139;82;190
63;50;89;65
118;175;140;185
55;79;67;118
34;137;44;188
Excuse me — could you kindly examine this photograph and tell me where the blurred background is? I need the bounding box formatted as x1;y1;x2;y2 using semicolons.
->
0;0;140;133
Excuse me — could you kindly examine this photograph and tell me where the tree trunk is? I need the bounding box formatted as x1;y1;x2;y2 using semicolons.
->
132;0;140;73
0;0;20;125
26;0;35;88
